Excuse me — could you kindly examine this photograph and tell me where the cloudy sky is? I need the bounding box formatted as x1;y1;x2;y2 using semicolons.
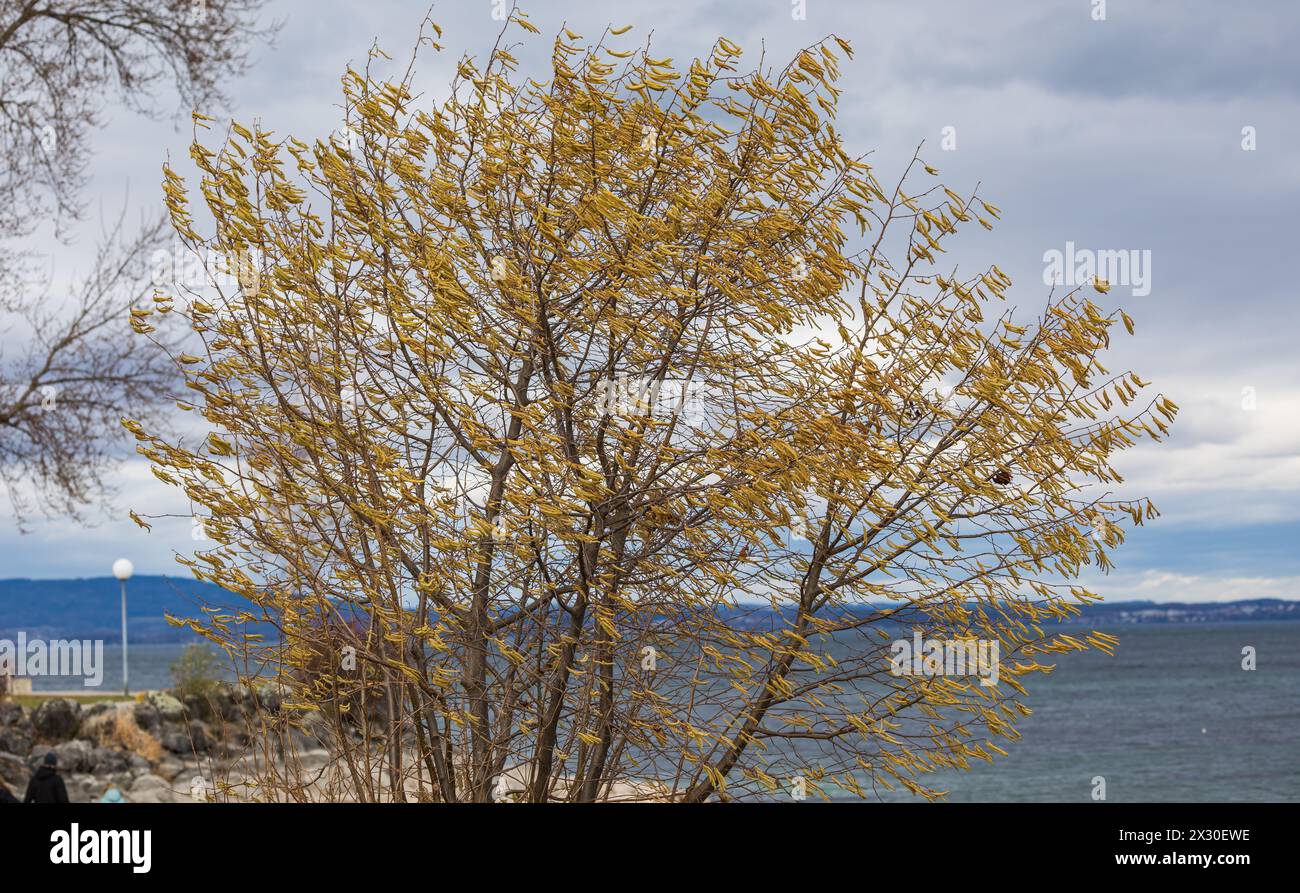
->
4;0;1298;603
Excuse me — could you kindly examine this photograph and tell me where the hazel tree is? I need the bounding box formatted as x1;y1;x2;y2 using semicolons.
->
129;12;1175;802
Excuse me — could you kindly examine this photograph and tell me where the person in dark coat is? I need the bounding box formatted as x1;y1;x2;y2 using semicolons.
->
24;752;69;803
0;780;18;803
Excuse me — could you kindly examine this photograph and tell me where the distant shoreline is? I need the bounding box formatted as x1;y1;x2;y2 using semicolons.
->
2;576;1298;642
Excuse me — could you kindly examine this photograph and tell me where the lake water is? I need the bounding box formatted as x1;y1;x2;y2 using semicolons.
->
856;622;1300;802
27;623;1299;801
30;642;209;694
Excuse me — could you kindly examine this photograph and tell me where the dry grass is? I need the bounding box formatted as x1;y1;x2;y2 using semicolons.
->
106;707;163;763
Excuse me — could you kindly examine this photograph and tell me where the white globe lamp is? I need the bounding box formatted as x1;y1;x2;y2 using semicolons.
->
112;558;134;695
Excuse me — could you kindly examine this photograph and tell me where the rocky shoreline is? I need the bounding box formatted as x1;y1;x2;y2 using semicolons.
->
0;686;297;803
1;689;677;802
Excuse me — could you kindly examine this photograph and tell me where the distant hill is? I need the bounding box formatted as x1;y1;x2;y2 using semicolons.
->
1066;598;1300;624
718;598;1300;629
1;577;1296;643
0;575;256;643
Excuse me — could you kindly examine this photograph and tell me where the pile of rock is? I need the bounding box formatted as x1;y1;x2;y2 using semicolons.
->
0;685;261;803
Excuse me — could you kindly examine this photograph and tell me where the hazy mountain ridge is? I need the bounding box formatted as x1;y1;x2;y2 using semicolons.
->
0;575;246;642
1063;598;1300;624
0;578;1296;642
718;599;1300;629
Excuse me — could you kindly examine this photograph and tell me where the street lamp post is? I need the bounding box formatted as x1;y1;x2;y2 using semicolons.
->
112;559;134;697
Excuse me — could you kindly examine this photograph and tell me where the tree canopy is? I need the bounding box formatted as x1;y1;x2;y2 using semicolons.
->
129;12;1175;802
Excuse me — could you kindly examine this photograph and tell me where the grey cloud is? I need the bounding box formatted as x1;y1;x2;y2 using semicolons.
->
4;0;1299;597
884;0;1300;100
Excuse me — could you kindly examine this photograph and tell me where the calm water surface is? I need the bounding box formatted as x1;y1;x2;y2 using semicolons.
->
30;624;1299;801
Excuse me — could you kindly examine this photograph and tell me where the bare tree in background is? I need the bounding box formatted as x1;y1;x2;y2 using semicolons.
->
0;0;276;524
